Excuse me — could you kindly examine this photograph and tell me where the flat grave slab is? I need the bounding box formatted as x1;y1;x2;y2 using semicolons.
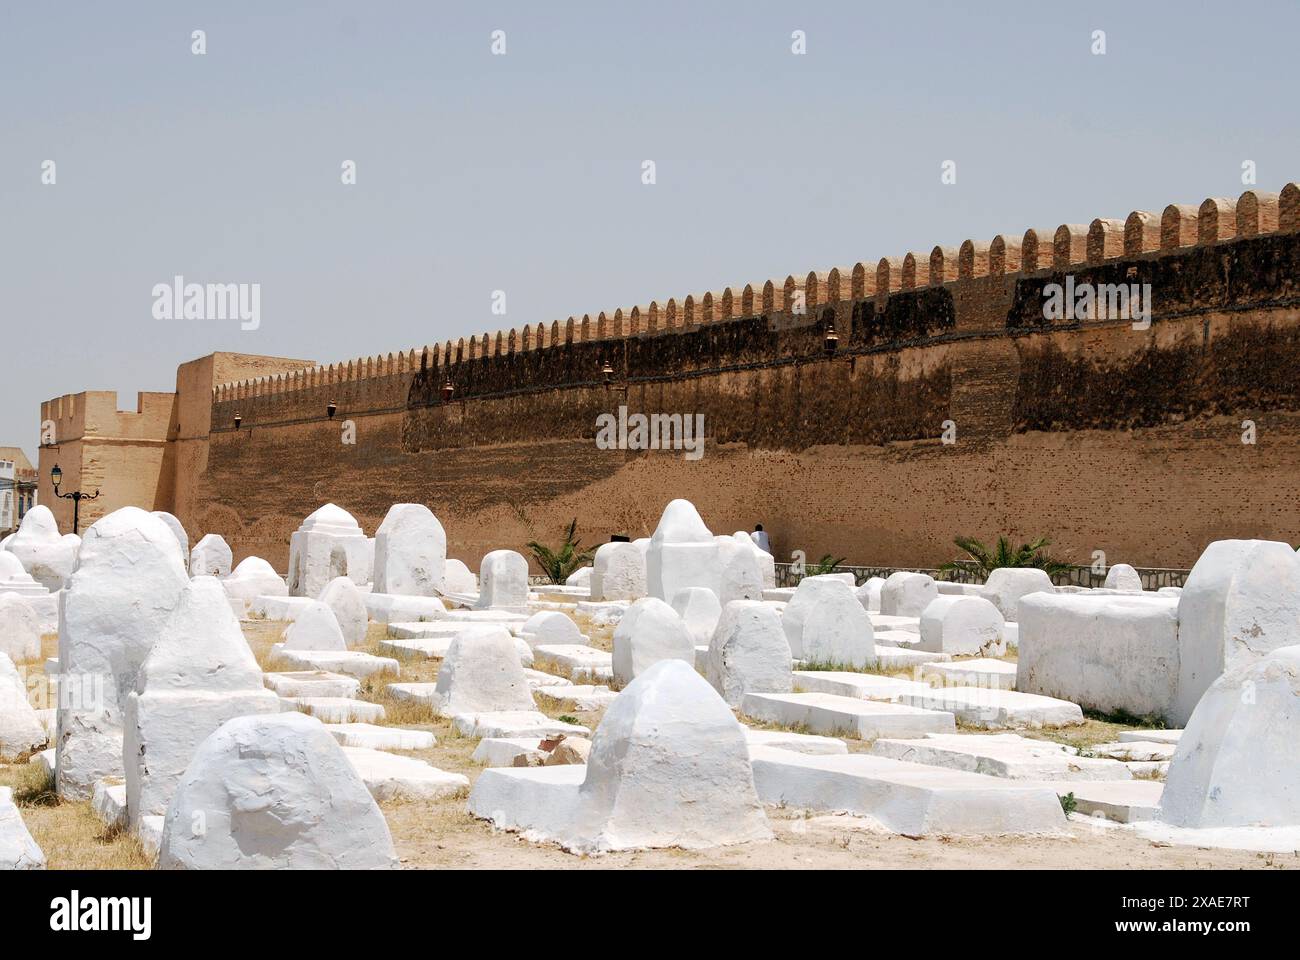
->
923;658;1018;690
874;630;924;648
743;728;848;755
898;687;1083;729
386;682;438;706
249;596;316;621
388;620;523;640
445;609;529;624
364;593;446;624
1036;779;1164;823
1092;740;1177;762
467;765;585;836
874;646;951;670
324;723;436;750
533;644;614;683
340;746;468;801
271;648;399;679
869;614;921;635
471;737;550;767
534;684;617;711
749;747;1068;836
284;697;385;724
740;691;956;740
450;710;591;739
523;668;571;689
870;733;1131;781
1118;729;1182;745
263;670;360;699
793;670;932;701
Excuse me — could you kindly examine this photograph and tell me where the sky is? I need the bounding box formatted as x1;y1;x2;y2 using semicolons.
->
2;0;1297;451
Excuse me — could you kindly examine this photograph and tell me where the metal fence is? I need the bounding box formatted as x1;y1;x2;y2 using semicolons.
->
773;561;1189;591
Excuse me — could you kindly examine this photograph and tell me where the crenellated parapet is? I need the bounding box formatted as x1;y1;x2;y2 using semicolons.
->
210;182;1299;424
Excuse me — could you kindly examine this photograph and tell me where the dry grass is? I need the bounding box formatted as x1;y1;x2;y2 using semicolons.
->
243;618;289;672
1022;717;1154;752
0;763;152;869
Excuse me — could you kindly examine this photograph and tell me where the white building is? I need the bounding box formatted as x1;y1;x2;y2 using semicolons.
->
0;447;39;536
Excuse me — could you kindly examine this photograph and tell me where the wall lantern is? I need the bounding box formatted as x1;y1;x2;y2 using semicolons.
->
234;413;243;429
441;379;454;403
823;324;840;356
602;360;614;386
326;400;338;419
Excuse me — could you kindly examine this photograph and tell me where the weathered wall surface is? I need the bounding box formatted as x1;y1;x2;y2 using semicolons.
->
188;196;1300;573
37;391;175;532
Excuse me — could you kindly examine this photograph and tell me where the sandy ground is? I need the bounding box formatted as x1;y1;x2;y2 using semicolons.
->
4;614;1296;871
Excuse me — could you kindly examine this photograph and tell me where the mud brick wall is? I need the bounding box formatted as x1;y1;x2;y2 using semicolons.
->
191;186;1300;573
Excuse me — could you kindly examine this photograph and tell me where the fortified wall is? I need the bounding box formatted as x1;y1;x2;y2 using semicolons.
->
177;184;1300;571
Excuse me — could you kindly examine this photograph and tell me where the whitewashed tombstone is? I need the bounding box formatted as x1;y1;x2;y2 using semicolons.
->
287;504;370;598
565;659;771;853
1173;539;1300;726
0;554;55;637
442;559;477;595
57;507;188;799
707;600;793;706
1159;645;1300;828
671;586;722;648
646;500;719;602
591;541;647;601
0;551;48;600
0;785;45;869
0;594;41;663
475;550;529;613
855;575;885;613
189;533;232;578
221;556;287;600
565;566;593;589
716;536;764;605
124;578;280;829
0;652;46;761
373;503;446;596
733;532;777;589
612;597;695;685
917;595;1006;656
519;611;582;649
979;567;1054;621
783;575;874;668
157;712;396;869
879;571;939;617
6;505;77;591
1103;563;1143;592
280;600;347;652
432;625;535;716
151;511;189;573
319;576;368;648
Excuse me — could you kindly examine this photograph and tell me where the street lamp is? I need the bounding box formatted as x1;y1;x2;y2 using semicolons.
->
50;463;100;535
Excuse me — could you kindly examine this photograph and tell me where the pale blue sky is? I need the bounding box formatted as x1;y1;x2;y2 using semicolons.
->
2;0;1297;449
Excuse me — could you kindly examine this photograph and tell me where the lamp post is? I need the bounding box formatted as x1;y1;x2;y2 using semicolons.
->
50;463;100;535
